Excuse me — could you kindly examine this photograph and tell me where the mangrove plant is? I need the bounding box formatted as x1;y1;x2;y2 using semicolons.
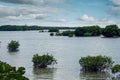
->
32;54;57;68
111;64;120;74
7;40;20;52
79;55;113;72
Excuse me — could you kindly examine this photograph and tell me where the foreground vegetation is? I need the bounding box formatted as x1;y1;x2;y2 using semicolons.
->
32;54;57;68
111;64;120;74
7;40;20;52
0;61;28;80
79;55;120;79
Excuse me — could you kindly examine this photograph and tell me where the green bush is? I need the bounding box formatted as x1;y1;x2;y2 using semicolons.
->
62;31;74;36
79;55;113;72
111;64;120;74
75;26;101;37
0;61;28;80
32;54;57;68
84;32;92;36
68;33;73;37
102;24;119;37
7;40;20;52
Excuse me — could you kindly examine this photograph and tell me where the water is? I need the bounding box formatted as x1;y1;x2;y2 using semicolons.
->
0;31;120;80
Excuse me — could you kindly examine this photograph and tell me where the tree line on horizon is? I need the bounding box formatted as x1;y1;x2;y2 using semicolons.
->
50;24;120;37
0;24;120;37
0;25;75;31
75;24;120;37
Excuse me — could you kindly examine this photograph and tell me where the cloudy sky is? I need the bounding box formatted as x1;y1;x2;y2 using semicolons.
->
0;0;120;27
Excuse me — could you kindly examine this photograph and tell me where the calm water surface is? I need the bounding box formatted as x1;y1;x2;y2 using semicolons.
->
0;31;120;80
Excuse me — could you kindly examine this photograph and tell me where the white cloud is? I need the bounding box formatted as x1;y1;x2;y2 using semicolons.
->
6;14;47;20
80;14;95;22
46;18;67;23
7;15;24;20
58;19;67;22
79;14;116;26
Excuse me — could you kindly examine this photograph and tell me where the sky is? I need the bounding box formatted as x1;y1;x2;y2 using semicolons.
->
0;0;120;27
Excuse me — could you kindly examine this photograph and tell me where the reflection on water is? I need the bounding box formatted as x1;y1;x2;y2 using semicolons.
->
33;68;57;80
80;72;112;80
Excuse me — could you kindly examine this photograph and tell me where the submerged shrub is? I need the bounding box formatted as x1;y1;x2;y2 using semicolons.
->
50;33;54;36
7;40;20;52
79;55;113;72
0;61;28;80
32;54;57;68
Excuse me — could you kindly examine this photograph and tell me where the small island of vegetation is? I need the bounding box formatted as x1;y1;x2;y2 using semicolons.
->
7;40;20;52
75;26;101;37
79;55;120;79
102;24;120;37
32;54;57;68
79;55;113;72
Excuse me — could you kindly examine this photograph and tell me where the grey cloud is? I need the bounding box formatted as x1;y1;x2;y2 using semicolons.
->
35;14;48;20
112;0;120;6
0;0;42;4
110;0;120;16
18;5;63;15
0;0;67;5
0;5;66;21
0;6;19;17
110;6;120;16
